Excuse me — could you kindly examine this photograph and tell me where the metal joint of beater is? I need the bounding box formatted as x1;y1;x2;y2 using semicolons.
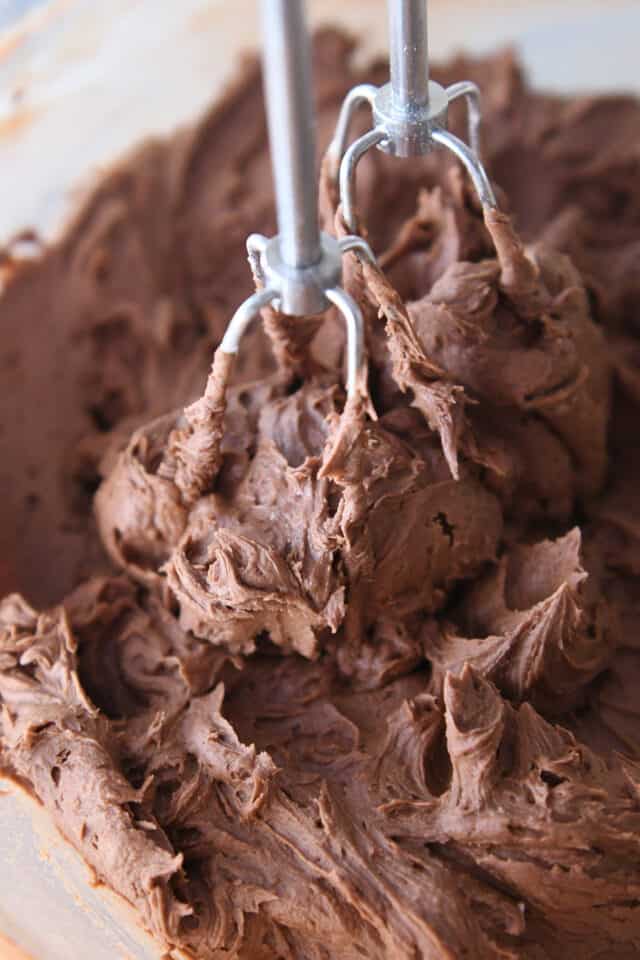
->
220;0;374;399
326;0;497;233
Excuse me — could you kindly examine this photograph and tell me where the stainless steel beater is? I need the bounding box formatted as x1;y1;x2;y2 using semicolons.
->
219;0;375;398
326;0;497;233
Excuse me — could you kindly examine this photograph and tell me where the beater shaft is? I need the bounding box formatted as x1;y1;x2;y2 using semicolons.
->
219;0;376;399
389;0;430;110
327;0;498;234
260;0;321;269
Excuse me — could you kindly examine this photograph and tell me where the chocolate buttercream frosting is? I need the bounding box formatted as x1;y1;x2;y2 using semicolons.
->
1;31;640;959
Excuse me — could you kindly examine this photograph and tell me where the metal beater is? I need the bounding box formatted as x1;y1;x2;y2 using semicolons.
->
219;0;376;398
327;0;497;233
